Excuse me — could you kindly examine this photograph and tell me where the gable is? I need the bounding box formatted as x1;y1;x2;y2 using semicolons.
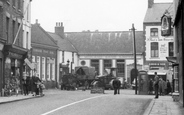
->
31;24;58;48
144;3;174;23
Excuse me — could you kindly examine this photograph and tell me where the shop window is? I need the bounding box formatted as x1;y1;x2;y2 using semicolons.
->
42;57;45;80
91;60;99;75
151;42;159;57
47;57;50;80
169;42;174;56
150;28;158;37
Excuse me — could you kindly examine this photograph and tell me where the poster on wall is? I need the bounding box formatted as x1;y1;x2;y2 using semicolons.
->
159;43;168;57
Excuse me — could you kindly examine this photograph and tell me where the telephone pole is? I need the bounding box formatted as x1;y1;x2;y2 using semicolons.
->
130;24;138;94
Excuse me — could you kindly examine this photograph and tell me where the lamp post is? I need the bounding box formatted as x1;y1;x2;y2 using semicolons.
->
130;24;138;95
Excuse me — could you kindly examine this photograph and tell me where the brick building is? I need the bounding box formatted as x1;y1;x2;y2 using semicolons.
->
0;0;31;96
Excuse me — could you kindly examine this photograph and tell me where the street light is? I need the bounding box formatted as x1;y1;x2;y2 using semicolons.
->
130;23;138;95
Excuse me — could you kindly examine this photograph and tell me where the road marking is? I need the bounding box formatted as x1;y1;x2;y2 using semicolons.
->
41;95;106;115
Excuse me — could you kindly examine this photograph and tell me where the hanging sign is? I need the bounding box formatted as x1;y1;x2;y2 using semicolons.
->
161;13;172;36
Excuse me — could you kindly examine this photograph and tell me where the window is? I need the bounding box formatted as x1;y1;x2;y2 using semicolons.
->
51;58;55;80
26;32;29;49
32;56;35;63
6;17;9;42
42;57;45;80
151;42;159;57
91;60;99;75
12;20;16;41
47;57;50;80
72;52;74;63
17;23;20;46
150;28;158;37
18;0;21;10
62;51;64;63
103;60;112;74
117;60;125;77
12;0;16;7
169;42;174;56
36;56;40;78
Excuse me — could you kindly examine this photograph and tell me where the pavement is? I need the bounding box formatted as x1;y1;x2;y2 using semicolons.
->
0;90;184;115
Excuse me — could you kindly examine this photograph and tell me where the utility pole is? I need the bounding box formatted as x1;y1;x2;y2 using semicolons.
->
130;24;138;95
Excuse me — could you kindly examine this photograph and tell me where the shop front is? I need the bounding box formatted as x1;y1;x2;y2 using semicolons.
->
2;44;28;96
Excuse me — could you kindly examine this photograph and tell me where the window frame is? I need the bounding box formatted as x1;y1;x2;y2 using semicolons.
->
150;42;159;57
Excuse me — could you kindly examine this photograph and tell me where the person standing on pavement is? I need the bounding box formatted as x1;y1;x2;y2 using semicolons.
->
22;74;28;96
112;77;121;95
148;79;153;94
154;72;159;99
166;79;172;95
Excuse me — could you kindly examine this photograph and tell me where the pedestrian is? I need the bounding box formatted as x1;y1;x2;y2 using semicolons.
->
153;72;159;99
166;79;172;95
112;77;121;95
22;75;28;96
148;79;153;94
158;78;165;96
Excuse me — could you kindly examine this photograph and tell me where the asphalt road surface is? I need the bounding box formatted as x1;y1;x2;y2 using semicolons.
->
0;89;152;115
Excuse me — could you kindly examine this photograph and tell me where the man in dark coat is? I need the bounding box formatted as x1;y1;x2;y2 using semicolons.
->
154;72;159;99
112;77;121;95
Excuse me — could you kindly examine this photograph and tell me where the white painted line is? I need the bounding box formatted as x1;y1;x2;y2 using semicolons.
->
41;95;106;115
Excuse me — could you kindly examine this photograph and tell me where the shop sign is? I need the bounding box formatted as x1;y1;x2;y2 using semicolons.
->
8;52;23;59
24;58;34;69
161;13;172;36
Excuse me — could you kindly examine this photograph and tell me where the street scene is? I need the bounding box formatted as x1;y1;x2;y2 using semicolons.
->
0;89;152;115
0;0;184;115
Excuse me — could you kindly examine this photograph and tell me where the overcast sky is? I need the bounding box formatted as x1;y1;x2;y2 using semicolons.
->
31;0;173;32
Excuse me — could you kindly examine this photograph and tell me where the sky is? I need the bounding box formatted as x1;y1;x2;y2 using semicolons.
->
31;0;173;32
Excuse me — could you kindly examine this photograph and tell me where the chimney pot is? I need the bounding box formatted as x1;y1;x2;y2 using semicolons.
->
36;19;38;24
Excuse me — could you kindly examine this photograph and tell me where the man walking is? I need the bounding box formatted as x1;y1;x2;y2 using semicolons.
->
112;77;121;95
154;72;159;99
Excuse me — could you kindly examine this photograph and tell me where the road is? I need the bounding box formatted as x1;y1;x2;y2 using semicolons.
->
0;89;153;115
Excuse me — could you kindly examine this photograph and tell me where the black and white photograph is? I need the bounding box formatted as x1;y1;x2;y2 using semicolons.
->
0;0;184;115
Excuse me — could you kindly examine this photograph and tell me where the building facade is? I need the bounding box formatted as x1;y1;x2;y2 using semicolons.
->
173;0;184;107
31;21;58;89
143;0;174;81
0;0;31;96
48;22;78;87
22;0;32;50
65;31;144;84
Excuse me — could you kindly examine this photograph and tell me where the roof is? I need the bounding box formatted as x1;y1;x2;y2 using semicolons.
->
65;31;144;54
48;32;77;52
144;3;174;23
31;24;58;48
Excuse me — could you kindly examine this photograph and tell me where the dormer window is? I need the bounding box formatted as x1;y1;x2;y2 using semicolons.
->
150;28;158;37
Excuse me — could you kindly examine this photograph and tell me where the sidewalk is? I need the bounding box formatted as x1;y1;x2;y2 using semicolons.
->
0;93;42;104
144;95;184;115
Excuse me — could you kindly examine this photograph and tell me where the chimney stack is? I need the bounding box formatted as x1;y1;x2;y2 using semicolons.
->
148;0;154;8
35;19;40;25
55;22;64;38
